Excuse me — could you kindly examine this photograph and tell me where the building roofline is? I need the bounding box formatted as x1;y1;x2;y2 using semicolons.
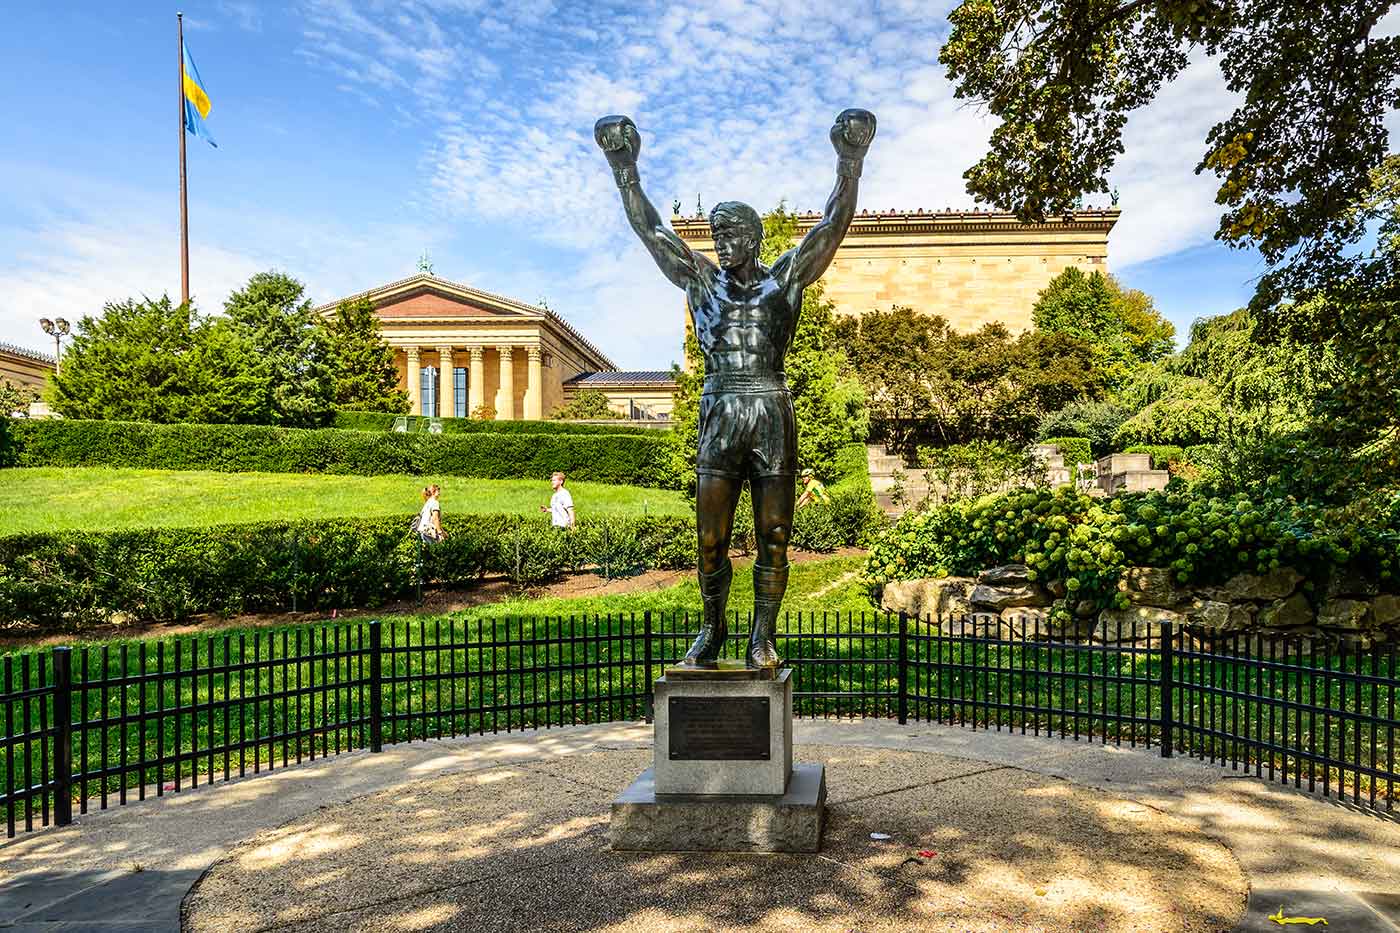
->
315;273;617;370
0;341;56;365
671;207;1120;241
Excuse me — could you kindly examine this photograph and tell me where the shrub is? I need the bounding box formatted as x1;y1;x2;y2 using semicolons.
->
333;411;662;436
1041;437;1092;470
10;419;678;488
1036;401;1131;456
864;485;1399;619
0;513;698;630
914;440;1041;505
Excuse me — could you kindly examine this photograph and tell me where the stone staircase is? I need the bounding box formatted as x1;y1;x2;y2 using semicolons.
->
866;443;1168;517
866;445;921;516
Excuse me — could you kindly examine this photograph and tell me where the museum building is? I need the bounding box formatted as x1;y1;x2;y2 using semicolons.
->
672;205;1120;333
314;273;675;421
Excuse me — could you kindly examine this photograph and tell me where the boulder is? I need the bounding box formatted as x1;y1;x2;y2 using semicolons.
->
1117;567;1188;606
1257;593;1313;629
1000;607;1049;638
970;582;1050;610
1208;568;1303;602
978;564;1031;587
1047;579;1068;599
1095;606;1185;644
1227;605;1254;632
1073;599;1098;619
1372;594;1400;628
881;576;976;621
1324;571;1380;601
1317;598;1370;631
1182;598;1230;631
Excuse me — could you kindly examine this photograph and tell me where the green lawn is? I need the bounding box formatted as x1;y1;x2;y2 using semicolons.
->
0;467;691;535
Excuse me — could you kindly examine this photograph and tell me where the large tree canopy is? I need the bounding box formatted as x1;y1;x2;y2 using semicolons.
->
324;297;408;414
940;0;1400;304
223;272;336;428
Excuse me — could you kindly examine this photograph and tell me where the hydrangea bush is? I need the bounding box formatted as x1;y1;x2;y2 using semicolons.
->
865;486;1399;616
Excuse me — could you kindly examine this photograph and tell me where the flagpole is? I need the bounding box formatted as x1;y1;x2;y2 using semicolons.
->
178;11;190;305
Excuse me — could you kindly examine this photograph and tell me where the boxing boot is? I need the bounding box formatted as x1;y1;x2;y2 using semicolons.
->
747;563;788;670
681;561;732;667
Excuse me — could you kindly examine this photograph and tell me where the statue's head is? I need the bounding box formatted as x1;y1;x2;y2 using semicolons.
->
709;201;763;269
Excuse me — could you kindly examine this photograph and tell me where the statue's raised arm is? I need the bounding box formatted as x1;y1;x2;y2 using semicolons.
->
595;115;714;290
782;109;877;290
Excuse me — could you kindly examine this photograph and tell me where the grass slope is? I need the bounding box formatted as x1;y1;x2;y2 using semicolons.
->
0;467;690;535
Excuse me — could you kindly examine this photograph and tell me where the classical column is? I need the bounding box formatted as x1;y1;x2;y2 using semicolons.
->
524;346;544;420
406;347;421;416
468;347;485;418
495;346;516;420
437;346;455;417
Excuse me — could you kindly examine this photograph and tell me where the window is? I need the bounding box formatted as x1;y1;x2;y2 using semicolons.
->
453;367;467;418
420;366;437;417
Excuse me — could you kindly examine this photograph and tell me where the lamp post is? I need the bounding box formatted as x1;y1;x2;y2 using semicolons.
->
39;317;70;374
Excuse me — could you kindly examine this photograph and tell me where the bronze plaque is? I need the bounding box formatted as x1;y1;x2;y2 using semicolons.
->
668;696;770;760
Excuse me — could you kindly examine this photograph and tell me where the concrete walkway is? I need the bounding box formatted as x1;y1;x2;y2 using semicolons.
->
0;720;1396;931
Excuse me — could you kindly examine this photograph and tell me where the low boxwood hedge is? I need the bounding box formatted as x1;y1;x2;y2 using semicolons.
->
0;514;698;630
333;411;667;436
7;419;679;488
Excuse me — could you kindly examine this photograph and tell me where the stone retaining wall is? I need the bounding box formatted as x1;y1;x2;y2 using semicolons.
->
881;564;1400;646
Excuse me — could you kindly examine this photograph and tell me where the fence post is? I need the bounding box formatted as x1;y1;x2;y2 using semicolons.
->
897;612;909;725
52;647;73;826
369;621;383;753
1159;621;1173;758
643;611;654;724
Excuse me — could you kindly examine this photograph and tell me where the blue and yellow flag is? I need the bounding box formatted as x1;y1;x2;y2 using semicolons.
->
182;43;217;148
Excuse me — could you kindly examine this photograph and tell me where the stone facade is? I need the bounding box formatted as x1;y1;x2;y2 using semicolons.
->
0;342;55;395
672;207;1119;333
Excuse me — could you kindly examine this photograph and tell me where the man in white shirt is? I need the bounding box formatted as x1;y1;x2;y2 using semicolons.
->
541;471;575;529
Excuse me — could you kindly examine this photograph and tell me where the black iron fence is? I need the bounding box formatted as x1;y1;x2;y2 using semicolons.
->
2;612;1396;837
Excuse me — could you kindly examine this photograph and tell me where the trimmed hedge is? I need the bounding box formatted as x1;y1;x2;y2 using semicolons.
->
0;514;697;630
1041;437;1092;470
8;419;679;488
333;411;666;436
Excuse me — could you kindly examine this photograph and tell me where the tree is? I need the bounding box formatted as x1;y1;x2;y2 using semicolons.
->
833;306;950;453
1;380;37;417
224;271;336;428
939;0;1400;308
549;389;623;420
48;296;269;424
1111;307;1323;448
324;297;408;413
835;308;1102;452
1032;268;1174;388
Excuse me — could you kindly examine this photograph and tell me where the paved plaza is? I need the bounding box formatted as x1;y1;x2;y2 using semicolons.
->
0;720;1397;931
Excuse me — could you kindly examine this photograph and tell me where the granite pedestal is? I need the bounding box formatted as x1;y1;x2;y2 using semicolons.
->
609;665;826;852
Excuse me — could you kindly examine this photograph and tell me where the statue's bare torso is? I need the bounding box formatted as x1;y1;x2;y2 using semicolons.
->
688;263;800;374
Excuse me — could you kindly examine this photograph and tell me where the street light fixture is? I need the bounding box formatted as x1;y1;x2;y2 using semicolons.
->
40;317;70;374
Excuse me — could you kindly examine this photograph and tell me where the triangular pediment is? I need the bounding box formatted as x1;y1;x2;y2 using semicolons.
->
316;273;546;321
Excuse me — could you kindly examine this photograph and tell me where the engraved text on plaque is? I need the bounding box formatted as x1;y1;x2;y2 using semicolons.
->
668;696;770;760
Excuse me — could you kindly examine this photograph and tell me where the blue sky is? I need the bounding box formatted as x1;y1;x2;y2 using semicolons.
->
0;2;1389;368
